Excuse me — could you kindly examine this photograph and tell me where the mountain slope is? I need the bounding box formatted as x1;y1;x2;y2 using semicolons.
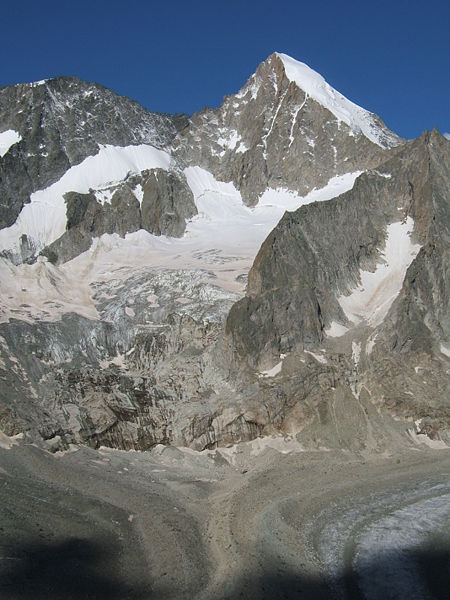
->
225;129;450;443
0;54;400;268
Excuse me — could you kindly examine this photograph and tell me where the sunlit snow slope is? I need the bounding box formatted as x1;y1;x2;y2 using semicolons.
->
338;217;421;327
277;53;399;148
0;167;361;322
0;129;21;157
0;144;173;256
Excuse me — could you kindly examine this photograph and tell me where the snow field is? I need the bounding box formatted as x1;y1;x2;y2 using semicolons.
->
0;144;172;255
338;217;421;327
0;164;361;322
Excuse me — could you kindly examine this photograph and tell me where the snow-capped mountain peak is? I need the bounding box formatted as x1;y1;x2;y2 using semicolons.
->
275;52;400;148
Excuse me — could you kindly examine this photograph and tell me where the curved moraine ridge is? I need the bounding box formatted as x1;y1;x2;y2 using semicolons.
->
1;444;450;599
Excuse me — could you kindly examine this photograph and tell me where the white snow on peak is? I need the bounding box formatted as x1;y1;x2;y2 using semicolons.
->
338;217;421;327
276;53;397;148
13;79;49;88
30;79;48;87
0;129;22;157
0;144;172;256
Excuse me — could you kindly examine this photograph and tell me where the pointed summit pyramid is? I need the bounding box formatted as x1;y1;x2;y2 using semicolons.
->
174;52;402;204
275;53;400;148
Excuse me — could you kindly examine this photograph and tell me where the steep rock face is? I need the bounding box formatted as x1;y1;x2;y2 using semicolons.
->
0;77;185;228
224;130;450;442
225;132;449;368
174;53;400;205
41;168;196;264
225;172;395;366
378;131;450;351
355;131;450;437
0;310;264;452
42;188;140;264
141;168;196;237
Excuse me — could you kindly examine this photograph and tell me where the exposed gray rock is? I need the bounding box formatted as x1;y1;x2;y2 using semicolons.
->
0;76;185;228
379;130;450;349
141;168;197;237
224;130;450;442
225;132;448;367
225;170;394;367
353;130;450;436
40;169;196;263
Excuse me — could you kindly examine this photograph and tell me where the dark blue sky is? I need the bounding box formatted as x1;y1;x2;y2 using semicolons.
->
2;0;449;139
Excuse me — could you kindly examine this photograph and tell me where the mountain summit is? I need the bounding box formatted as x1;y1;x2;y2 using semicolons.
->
275;53;400;148
174;52;401;205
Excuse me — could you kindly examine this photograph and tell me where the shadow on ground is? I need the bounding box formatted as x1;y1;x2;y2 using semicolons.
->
1;538;449;599
223;545;450;600
0;538;152;600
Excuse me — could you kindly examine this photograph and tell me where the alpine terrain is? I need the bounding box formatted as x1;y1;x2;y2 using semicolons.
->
0;53;449;600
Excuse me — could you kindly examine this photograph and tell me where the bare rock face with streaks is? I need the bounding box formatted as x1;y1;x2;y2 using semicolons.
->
41;168;196;264
225;129;450;443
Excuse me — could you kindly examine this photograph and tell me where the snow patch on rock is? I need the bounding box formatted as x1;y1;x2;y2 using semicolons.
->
440;343;450;358
352;341;362;366
305;350;328;364
325;321;349;337
338;218;421;327
366;333;378;355
259;354;287;378
0;129;22;157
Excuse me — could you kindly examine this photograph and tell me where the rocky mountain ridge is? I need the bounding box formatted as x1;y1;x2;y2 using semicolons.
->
0;53;448;453
0;76;186;231
173;53;401;205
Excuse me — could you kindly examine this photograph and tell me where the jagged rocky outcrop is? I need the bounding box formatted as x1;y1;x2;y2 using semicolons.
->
225;130;448;368
378;130;450;351
42;168;196;264
0;309;266;451
0;76;186;228
359;130;450;437
225;129;450;442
